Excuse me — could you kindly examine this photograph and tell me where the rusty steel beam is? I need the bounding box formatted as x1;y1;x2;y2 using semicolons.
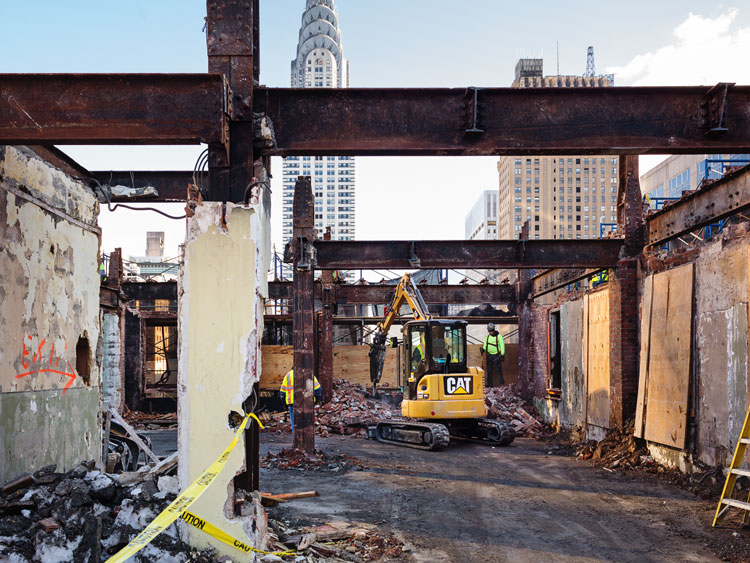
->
268;281;516;303
92;171;194;202
0;74;226;144
255;85;750;156
530;268;601;299
310;239;623;270
646;165;750;247
265;315;518;325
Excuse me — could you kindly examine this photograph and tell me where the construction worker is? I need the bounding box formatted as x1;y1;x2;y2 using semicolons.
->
279;369;322;430
481;323;505;387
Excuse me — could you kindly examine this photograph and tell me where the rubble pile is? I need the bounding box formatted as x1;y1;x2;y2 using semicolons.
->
268;518;406;562
575;421;650;470
0;461;220;562
123;406;177;430
262;379;398;438
315;380;398;436
262;448;363;472
484;385;545;437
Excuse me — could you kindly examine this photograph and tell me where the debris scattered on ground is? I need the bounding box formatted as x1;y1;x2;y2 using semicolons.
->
566;420;732;502
0;461;222;562
122;406;177;430
262;448;363;472
267;518;405;562
484;385;546;437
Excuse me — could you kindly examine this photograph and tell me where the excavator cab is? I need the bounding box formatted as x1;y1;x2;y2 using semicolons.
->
401;319;487;419
405;320;467;380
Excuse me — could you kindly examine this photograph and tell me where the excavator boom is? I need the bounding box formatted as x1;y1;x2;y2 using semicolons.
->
369;274;431;393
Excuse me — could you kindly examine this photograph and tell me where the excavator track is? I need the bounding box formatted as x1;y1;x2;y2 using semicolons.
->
370;418;451;451
447;418;515;447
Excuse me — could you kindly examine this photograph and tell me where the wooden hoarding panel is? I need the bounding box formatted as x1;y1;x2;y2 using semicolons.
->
634;275;654;438
587;288;611;428
644;263;694;448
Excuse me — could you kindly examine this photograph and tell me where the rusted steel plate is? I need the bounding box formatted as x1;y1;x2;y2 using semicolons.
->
256;86;750;156
646;165;750;246
0;74;225;144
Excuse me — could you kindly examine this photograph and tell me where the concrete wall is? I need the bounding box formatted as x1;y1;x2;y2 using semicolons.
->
691;233;749;467
0;145;101;482
178;193;271;554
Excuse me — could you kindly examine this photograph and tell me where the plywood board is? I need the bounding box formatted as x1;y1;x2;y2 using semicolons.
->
260;345;293;389
333;346;400;388
644;263;694;448
467;343;519;385
260;342;520;390
634;274;654;438
586;288;610;428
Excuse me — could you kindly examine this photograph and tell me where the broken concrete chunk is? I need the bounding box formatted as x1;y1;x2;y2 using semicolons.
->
38;517;60;532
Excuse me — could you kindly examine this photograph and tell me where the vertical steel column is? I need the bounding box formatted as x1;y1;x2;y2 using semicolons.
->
206;0;262;494
517;222;533;400
206;0;256;203
318;230;334;403
292;176;316;453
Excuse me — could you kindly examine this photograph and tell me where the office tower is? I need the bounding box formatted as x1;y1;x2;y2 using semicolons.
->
281;0;355;245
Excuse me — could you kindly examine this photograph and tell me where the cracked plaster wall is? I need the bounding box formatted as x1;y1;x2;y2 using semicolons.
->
0;145;101;482
178;196;271;554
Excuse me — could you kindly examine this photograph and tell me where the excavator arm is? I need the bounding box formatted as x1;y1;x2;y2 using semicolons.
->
369;274;431;393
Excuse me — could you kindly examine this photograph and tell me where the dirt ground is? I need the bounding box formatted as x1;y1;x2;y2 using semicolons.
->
260;432;750;562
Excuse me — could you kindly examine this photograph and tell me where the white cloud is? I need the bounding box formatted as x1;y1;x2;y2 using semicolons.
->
608;9;750;86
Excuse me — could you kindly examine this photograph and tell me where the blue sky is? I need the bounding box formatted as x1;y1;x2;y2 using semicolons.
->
2;1;749;258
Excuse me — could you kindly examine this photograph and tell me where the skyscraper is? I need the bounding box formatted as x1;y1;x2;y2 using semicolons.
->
281;0;355;245
498;54;618;242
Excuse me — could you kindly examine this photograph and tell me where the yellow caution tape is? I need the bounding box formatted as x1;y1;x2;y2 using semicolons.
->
180;510;296;557
105;413;264;563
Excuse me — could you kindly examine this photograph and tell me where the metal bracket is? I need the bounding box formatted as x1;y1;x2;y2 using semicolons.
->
295;236;316;271
464;86;484;135
702;82;734;136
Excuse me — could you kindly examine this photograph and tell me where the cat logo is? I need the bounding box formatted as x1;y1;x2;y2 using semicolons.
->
444;376;473;395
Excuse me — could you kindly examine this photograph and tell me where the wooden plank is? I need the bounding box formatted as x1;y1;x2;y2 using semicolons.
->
583;294;589;427
586;288;610;429
109;408;160;464
644;263;694;448
634;274;654;438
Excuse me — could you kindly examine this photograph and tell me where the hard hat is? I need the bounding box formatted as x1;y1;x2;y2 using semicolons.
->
487;322;495;331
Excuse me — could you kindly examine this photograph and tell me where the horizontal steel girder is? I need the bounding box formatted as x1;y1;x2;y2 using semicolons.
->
256;85;750;156
268;282;517;303
0;74;226;144
646;165;750;246
92;171;194;202
309;239;624;270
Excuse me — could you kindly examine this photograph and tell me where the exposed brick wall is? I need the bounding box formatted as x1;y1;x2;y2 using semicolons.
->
608;258;640;428
517;301;533;400
530;303;552;397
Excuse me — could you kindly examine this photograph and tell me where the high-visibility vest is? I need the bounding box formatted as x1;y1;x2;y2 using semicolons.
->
484;332;505;356
280;369;321;405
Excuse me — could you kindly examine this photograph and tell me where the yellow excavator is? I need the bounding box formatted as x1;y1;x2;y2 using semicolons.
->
367;274;515;450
